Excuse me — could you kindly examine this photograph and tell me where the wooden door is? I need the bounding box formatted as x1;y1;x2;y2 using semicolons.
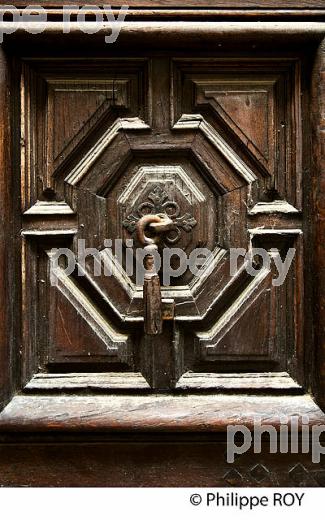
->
16;56;305;392
0;7;325;487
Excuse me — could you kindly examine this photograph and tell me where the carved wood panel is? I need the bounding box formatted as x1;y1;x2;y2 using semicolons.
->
20;56;304;392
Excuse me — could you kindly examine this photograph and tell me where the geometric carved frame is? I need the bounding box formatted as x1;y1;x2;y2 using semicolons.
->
0;56;309;384
1;22;324;430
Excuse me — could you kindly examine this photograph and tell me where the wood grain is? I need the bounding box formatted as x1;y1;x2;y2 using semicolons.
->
176;372;303;391
7;22;325;40
12;53;310;390
0;49;12;411
311;39;325;410
4;7;325;22
0;394;323;432
1;440;325;487
24;372;302;392
25;373;151;391
0;6;324;488
6;1;325;7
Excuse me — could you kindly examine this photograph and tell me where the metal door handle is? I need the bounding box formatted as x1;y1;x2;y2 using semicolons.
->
136;213;175;335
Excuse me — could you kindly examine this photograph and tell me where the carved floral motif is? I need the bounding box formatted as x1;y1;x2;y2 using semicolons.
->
122;185;197;244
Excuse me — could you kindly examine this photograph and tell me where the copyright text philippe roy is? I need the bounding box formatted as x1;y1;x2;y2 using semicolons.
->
190;492;305;509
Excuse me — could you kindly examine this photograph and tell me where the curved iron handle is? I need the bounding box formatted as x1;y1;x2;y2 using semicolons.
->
136;213;174;246
136;213;174;335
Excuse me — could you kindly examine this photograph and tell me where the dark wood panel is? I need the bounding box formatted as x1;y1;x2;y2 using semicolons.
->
312;39;325;410
0;441;324;487
16;54;304;386
0;49;13;410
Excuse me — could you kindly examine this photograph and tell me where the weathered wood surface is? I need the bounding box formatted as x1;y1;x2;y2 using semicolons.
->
6;0;325;8
0;12;324;489
176;372;303;391
0;48;13;411
0;441;324;487
312;39;325;410
3;7;325;19
6;22;325;41
25;371;302;392
13;54;308;390
25;373;151;391
0;395;323;432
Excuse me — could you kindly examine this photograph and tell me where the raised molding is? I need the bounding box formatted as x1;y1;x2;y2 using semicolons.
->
48;251;130;352
24;371;302;392
196;266;270;345
76;251;136;322
176;372;302;391
173;114;257;183
118;165;205;205
21;229;78;236
248;228;303;236
249;200;299;215
23;200;75;215
65;117;150;186
0;394;324;432
8;22;325;39
25;372;150;391
189;246;227;293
